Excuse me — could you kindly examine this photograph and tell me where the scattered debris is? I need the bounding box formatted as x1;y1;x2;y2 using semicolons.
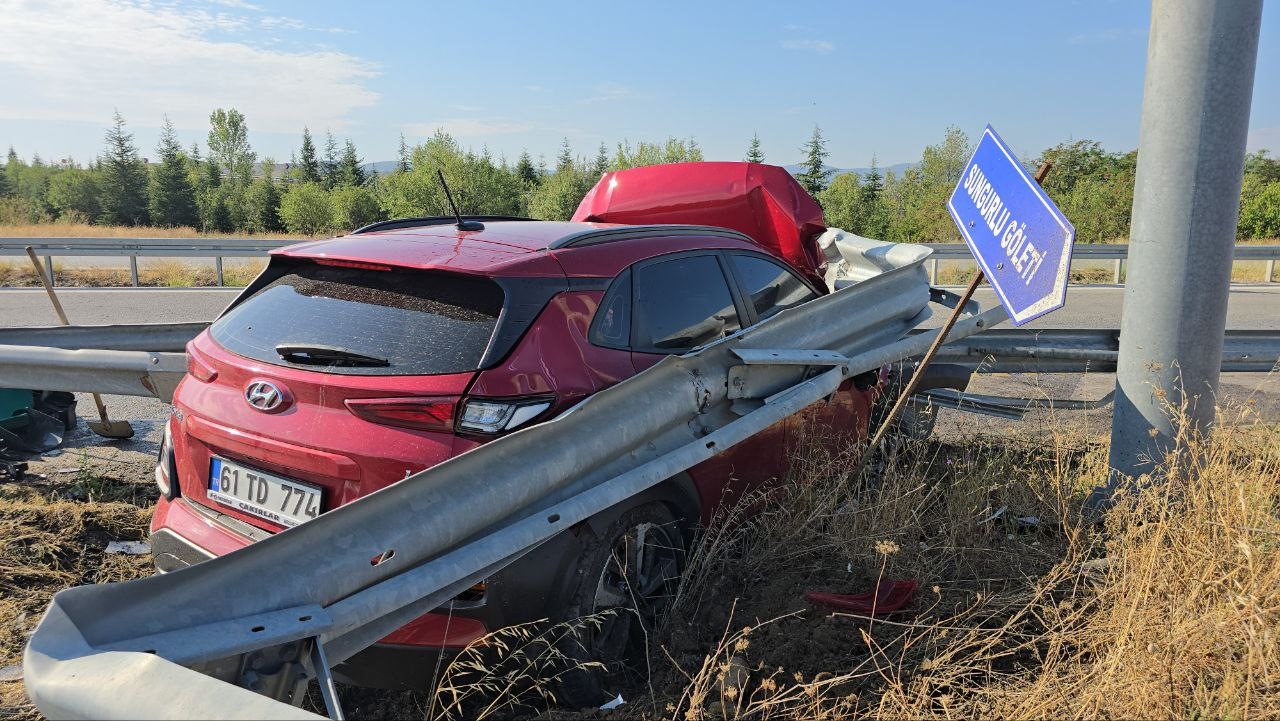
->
978;505;1008;524
0;664;21;682
105;541;151;556
599;694;626;710
806;579;919;616
0;460;25;482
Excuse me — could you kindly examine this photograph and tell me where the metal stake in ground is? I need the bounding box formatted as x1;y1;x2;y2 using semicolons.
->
24;246;134;439
867;161;1052;453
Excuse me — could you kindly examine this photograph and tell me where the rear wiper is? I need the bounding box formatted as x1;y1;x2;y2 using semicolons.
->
274;343;390;367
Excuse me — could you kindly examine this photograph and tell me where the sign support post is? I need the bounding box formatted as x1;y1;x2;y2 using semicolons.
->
1092;0;1264;510
869;161;1052;451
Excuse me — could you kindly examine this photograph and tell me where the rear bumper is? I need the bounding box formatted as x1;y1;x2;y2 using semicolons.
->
150;527;214;573
148;495;583;689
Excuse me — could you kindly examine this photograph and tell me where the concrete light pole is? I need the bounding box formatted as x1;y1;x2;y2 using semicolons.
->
1094;0;1264;510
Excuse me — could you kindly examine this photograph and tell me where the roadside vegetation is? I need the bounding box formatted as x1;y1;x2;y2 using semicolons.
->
407;402;1277;720
2;400;1276;719
3;110;1279;243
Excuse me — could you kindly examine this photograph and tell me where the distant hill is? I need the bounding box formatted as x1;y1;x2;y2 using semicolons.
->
782;161;915;179
350;160;916;179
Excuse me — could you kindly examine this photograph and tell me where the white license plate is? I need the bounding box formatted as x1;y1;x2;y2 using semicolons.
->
208;457;322;528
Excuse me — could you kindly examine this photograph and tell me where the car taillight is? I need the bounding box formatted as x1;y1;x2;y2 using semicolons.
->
155;421;178;499
345;396;458;432
458;397;553;434
185;344;217;382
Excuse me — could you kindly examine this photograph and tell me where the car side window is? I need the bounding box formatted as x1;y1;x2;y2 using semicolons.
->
588;269;632;349
730;254;820;323
632;255;742;353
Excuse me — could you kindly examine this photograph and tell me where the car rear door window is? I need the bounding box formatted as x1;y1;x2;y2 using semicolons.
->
210;263;504;376
632;255;741;352
730;254;820;323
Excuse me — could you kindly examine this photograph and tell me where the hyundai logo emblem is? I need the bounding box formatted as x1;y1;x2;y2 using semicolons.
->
244;380;288;413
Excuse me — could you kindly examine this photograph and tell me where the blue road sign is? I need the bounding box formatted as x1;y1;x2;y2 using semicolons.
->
947;125;1076;326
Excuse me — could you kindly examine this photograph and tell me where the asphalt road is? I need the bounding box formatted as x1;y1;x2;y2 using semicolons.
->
1;284;1278;330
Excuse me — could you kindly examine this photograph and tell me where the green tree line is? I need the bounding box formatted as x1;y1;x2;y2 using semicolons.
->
3;111;1278;240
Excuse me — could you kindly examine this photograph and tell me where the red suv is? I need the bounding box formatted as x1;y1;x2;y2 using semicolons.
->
148;163;880;702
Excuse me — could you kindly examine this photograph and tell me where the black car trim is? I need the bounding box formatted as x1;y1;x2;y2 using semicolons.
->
350;215;536;235
548;224;754;249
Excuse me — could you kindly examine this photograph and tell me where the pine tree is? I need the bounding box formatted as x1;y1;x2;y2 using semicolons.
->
148;116;197;227
246;157;283;232
99;110;149;225
336;139;367;187
397;132;410;173
556;138;573;173
322;131;339;188
515;150;538;186
298;128;320;183
2;147;19;198
746;133;765;163
593;143;609;177
796;125;833;196
861;155;883;203
0;149;12;197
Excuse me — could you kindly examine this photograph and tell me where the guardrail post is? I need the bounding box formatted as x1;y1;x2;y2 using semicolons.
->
1113;259;1123;284
129;256;139;287
215;257;224;286
42;256;53;286
1267;258;1276;283
929;258;939;285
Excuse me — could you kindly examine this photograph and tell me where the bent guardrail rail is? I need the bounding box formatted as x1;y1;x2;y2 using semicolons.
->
0;322;208;352
23;238;1010;720
928;327;1280;373
0;344;187;401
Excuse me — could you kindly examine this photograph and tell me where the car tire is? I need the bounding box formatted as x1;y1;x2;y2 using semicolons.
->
553;502;685;709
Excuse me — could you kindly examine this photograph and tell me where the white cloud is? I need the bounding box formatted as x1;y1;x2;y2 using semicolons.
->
781;39;834;54
579;82;633;105
404;119;534;137
209;0;263;10
0;0;379;134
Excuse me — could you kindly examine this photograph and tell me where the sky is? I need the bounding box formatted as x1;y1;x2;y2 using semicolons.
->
0;0;1277;170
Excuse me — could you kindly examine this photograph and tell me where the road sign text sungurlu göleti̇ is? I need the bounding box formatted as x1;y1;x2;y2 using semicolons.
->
947;125;1076;325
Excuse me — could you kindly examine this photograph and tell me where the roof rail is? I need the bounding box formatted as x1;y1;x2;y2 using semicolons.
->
549;224;753;249
350;216;536;235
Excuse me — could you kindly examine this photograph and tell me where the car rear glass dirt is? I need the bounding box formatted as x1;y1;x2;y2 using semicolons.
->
210;263;504;376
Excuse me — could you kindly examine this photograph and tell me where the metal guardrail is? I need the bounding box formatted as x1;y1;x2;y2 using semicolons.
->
928;327;1280;373
924;242;1279;284
2;237;1278;287
22;237;990;720
0;237;293;286
1;322;1274;406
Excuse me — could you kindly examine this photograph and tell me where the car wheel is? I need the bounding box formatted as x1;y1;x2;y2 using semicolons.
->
554;502;685;708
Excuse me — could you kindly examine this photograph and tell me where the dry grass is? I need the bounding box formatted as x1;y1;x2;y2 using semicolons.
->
626;401;1280;720
0;454;157;719
0;258;267;288
934;259;1278;285
2;396;1277;720
0;223;303;240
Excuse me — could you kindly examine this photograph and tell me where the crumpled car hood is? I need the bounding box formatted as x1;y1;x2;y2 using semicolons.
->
572;161;829;290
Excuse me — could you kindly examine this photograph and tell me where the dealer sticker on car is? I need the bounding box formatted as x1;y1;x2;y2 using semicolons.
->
208;457;322;527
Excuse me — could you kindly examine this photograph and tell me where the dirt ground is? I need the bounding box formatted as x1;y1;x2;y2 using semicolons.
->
2;369;1277;719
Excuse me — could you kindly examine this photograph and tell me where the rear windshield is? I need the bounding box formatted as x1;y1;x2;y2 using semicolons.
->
210;263;504;376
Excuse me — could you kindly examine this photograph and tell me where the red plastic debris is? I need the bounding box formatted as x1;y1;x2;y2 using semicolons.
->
805;579;919;616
